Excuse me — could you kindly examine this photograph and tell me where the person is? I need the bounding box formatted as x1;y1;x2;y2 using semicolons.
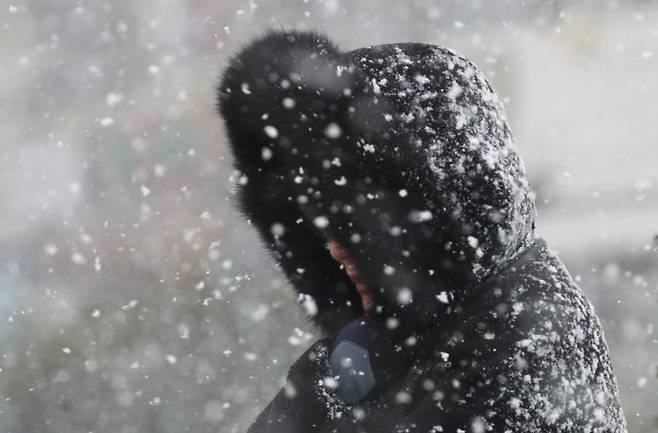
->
326;238;375;313
217;29;628;433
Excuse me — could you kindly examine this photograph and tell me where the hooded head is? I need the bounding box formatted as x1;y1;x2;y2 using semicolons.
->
217;30;536;336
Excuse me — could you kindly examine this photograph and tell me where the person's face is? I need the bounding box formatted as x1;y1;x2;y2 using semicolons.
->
326;239;375;312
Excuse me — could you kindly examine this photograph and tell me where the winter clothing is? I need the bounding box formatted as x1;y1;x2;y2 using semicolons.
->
218;30;627;433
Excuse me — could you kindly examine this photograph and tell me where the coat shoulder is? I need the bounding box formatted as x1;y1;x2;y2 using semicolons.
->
474;238;628;432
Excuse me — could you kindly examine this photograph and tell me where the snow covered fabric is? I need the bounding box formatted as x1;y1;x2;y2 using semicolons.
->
218;30;627;433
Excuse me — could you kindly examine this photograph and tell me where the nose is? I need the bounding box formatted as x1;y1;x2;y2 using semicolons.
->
327;240;348;262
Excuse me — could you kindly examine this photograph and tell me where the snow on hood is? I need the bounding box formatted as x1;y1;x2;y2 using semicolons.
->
217;30;536;335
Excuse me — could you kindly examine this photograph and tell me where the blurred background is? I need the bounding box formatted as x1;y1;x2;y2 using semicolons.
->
1;0;657;432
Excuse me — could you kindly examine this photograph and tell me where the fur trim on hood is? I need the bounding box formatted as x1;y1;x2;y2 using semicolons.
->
217;30;536;335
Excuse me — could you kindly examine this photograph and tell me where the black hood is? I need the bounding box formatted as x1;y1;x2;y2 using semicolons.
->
217;30;536;335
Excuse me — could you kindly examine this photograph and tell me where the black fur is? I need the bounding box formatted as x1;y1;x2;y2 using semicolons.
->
219;30;366;333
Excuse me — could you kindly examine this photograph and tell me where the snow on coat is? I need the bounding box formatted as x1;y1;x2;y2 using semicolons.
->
217;29;627;433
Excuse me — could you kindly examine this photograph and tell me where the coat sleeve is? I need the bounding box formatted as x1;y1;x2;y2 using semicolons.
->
386;339;517;433
373;282;627;433
246;337;338;433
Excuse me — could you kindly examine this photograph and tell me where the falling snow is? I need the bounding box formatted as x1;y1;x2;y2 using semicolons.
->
1;2;654;433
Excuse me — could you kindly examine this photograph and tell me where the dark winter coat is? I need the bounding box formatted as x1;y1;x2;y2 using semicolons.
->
217;30;627;433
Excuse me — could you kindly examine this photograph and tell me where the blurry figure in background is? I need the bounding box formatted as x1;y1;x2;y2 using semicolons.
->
218;30;627;433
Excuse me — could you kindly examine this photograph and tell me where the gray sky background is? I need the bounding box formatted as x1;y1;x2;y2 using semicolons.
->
1;1;657;432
